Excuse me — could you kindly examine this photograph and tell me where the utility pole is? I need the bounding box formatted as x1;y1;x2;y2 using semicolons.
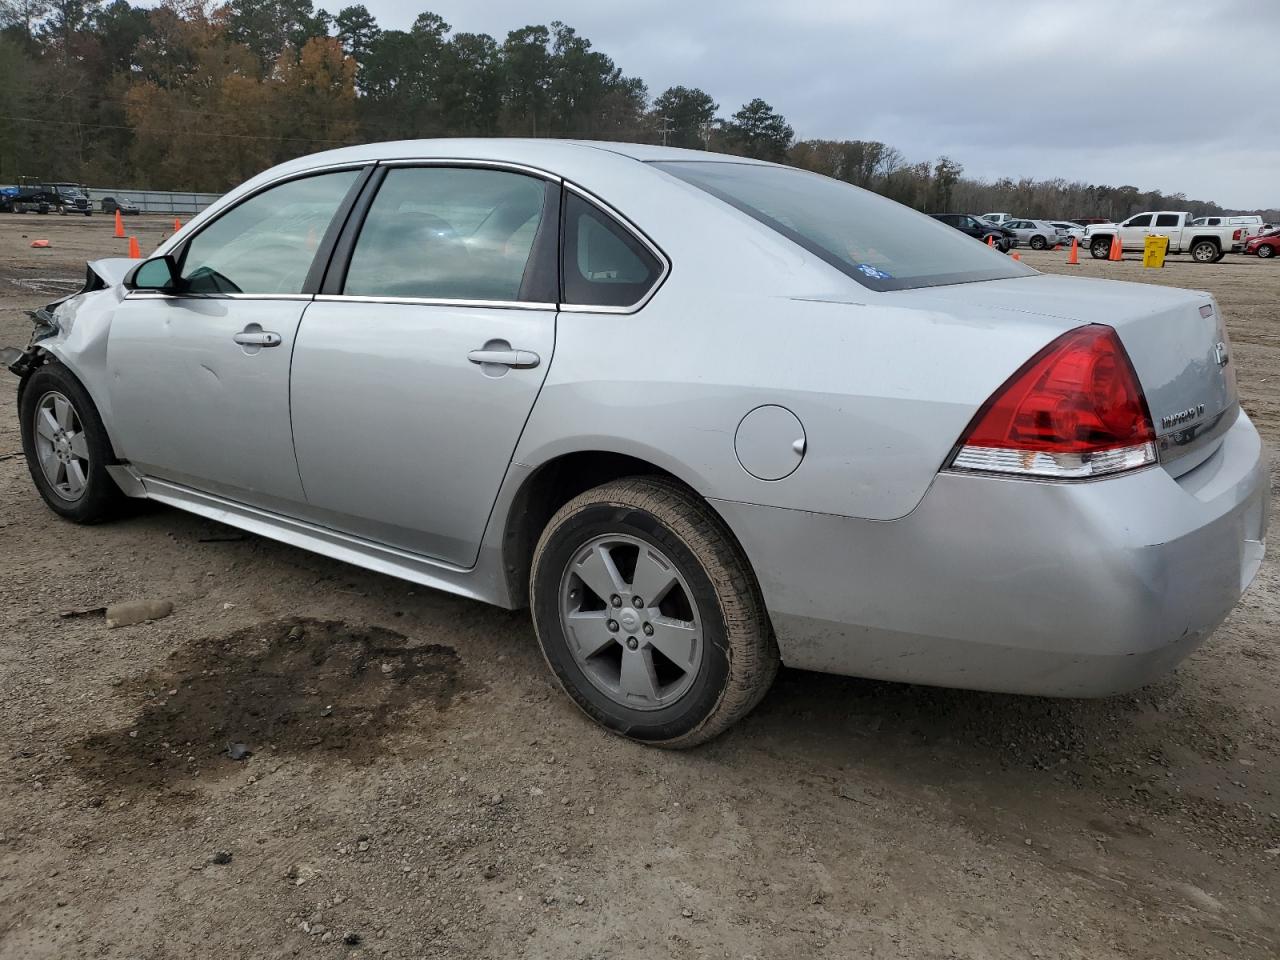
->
659;115;673;147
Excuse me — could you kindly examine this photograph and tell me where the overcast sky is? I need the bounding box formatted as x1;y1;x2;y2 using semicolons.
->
353;0;1279;209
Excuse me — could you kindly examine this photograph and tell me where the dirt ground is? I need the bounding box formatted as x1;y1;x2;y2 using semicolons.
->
0;215;1276;960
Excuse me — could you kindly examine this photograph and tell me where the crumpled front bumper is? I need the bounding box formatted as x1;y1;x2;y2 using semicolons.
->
713;408;1269;697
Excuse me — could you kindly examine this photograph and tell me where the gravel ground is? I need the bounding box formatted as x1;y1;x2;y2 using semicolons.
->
0;216;1276;959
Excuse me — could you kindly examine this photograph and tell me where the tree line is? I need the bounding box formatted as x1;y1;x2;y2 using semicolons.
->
0;0;1271;221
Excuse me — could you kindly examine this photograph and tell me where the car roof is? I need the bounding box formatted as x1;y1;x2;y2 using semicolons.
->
269;138;774;179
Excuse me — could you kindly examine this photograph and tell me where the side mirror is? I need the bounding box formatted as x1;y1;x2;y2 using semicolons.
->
124;254;181;293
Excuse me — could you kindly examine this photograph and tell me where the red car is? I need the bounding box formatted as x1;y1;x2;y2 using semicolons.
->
1245;228;1279;259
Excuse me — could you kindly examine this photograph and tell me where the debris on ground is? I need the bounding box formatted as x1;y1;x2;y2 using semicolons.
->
104;599;174;629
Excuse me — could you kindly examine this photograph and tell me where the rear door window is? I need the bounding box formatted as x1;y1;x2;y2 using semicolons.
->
561;192;664;309
343;167;552;303
1154;213;1179;227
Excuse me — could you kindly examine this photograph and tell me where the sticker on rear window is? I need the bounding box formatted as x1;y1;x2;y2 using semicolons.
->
856;263;893;280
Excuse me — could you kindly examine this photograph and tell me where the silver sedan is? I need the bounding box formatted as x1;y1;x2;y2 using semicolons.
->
1003;218;1067;250
4;140;1268;747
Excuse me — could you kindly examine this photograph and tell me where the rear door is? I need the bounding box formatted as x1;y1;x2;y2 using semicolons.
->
106;167;365;511
1151;212;1181;246
289;164;560;566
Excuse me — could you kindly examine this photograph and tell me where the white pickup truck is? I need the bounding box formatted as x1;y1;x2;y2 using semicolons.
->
1082;212;1243;263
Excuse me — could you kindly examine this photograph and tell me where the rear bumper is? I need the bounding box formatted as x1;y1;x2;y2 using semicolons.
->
715;409;1269;697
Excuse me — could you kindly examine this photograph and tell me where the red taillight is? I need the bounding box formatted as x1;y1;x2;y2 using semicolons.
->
949;324;1157;479
1234;229;1243;241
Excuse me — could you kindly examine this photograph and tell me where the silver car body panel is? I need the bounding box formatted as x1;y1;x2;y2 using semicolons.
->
715;407;1268;696
288;299;556;566
16;139;1270;697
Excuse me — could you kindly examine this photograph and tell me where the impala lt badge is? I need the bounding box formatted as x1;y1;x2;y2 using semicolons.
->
1161;404;1206;430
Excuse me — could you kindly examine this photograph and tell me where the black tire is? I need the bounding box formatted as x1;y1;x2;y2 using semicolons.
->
1030;235;1047;250
1190;240;1219;263
530;477;779;748
1259;245;1275;259
19;363;127;523
1090;238;1112;259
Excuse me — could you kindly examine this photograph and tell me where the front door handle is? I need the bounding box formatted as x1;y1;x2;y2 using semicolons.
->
233;329;282;347
468;345;540;369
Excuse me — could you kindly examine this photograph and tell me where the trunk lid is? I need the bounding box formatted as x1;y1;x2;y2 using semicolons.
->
896;274;1238;477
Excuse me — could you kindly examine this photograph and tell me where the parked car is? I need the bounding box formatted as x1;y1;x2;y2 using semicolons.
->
1083;212;1243;261
929;213;1018;251
1244;229;1279;258
3;140;1267;747
1050;221;1086;244
980;212;1015;224
100;197;141;215
1002;219;1066;250
1071;217;1110;227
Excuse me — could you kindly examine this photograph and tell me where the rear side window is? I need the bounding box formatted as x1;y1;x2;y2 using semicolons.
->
561;192;663;308
654;160;1032;291
1154;214;1179;227
180;169;359;295
344;167;550;302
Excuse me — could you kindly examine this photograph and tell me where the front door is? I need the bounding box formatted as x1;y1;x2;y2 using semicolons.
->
289;165;560;566
1119;213;1152;249
106;168;362;511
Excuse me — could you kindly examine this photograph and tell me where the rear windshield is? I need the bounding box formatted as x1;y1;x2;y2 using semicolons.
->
652;160;1036;291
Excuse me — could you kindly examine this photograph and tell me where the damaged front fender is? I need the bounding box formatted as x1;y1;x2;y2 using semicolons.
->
2;306;60;378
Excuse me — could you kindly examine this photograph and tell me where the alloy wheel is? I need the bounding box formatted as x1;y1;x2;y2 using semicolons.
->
558;534;703;710
33;391;90;501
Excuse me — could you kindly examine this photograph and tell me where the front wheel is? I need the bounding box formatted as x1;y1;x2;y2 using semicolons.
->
530;477;778;748
1259;245;1275;259
1191;240;1220;263
1090;238;1111;259
19;364;127;523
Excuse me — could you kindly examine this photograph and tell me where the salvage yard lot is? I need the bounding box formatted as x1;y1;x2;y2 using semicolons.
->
0;215;1277;959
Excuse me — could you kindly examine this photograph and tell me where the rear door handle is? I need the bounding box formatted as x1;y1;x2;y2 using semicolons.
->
468;347;540;369
233;330;282;347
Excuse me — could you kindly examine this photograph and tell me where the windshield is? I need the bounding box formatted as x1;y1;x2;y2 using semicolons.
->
54;185;85;197
652;161;1035;291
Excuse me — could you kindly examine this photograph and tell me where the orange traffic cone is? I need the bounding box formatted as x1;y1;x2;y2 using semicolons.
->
1067;237;1079;264
1011;252;1021;261
30;239;50;248
1108;234;1122;261
128;236;141;259
113;209;125;238
173;217;182;231
986;235;994;247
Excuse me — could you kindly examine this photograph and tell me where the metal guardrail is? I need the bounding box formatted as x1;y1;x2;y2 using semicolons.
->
85;188;223;215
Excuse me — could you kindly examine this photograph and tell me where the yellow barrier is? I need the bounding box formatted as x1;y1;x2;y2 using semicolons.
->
1143;234;1169;268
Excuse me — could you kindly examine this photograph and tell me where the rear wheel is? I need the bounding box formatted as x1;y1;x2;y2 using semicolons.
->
1191;240;1219;263
1090;238;1111;259
19;364;127;523
530;477;778;748
1259;244;1275;259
